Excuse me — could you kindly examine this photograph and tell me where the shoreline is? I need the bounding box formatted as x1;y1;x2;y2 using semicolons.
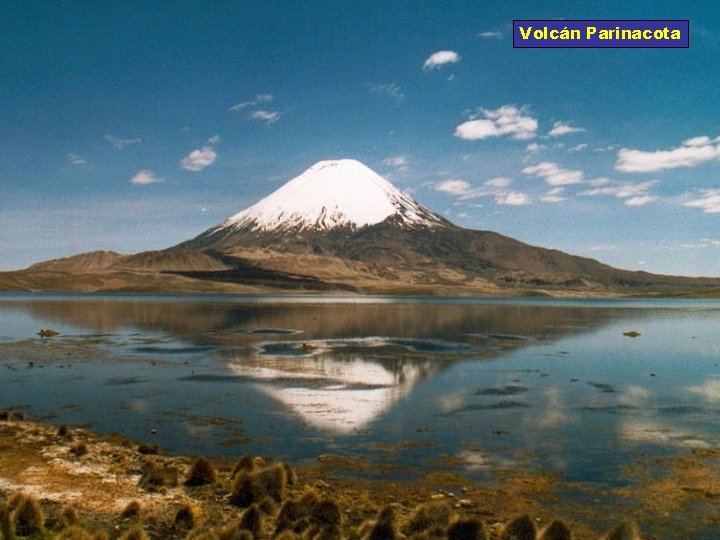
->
2;415;718;539
0;415;602;539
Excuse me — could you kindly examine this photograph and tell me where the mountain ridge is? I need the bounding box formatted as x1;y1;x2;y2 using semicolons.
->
2;159;720;296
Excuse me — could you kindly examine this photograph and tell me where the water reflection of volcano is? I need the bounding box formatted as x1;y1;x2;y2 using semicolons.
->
4;295;631;434
225;341;445;433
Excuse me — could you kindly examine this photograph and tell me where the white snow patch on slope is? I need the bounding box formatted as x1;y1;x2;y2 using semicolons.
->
222;159;443;232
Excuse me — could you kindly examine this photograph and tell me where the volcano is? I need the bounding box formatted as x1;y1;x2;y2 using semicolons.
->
2;159;719;296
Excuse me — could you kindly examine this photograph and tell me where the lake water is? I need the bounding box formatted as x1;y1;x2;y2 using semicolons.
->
2;294;720;532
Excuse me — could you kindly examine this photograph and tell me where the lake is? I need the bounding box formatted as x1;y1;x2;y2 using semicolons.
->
2;294;720;534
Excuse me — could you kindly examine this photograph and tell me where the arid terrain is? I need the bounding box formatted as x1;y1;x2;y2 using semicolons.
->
1;244;719;297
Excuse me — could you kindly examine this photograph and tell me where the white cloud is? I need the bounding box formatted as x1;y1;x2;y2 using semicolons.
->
455;105;538;141
484;177;511;188
680;238;720;249
582;180;657;198
616;135;720;173
435;179;472;197
569;143;588;153
130;170;163;185
478;31;502;38
594;145;618;153
682;189;720;213
382;155;409;169
229;93;274;111
251;110;281;123
367;82;404;101
497;192;531;205
540;187;567;203
525;142;546;153
104;134;141;150
588;177;612;187
229;101;254;111
522;161;583;186
625;195;658;206
434;177;529;205
206;134;221;145
580;179;658;206
548;121;585;137
423;50;460;70
68;153;87;165
180;146;217;172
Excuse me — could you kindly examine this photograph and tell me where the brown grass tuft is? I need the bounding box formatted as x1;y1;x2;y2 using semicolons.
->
59;505;79;529
214;523;255;540
275;531;300;540
137;444;159;455
119;524;150;540
71;442;88;457
448;517;488;540
309;525;343;540
283;463;298;486
120;501;141;519
275;487;322;535
56;525;97;539
185;456;218;487
501;514;536;540
138;461;178;491
363;506;398;540
603;520;640;540
1;500;14;540
238;504;262;536
258;495;278;516
404;500;451;536
174;501;202;530
10;493;44;536
231;453;256;478
539;519;572;540
185;527;220;539
313;499;342;529
229;462;287;508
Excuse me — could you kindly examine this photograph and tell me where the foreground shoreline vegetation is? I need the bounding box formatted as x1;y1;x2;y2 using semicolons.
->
0;412;699;540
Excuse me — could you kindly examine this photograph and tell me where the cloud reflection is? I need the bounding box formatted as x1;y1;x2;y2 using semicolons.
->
536;387;578;429
688;378;720;403
619;419;711;449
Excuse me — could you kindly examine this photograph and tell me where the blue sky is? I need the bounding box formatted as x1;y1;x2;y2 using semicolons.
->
2;1;719;275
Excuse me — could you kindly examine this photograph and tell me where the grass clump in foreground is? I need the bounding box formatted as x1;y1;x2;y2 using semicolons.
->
229;462;288;508
184;457;218;487
1;493;45;537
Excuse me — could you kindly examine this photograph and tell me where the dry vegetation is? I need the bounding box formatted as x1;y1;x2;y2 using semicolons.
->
1;414;695;539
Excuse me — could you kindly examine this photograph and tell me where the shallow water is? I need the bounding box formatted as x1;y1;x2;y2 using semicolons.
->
2;294;720;531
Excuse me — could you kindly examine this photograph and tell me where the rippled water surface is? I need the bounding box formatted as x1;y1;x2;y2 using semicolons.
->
2;294;720;517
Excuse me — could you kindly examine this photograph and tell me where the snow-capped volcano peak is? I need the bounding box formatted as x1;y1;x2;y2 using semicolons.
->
221;159;444;232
